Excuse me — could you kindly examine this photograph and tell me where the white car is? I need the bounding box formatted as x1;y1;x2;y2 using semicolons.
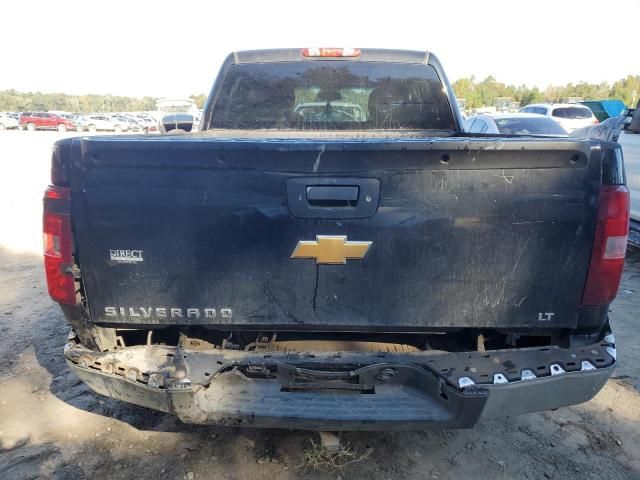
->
111;115;141;132
80;115;129;133
519;103;598;133
464;113;568;136
0;114;19;130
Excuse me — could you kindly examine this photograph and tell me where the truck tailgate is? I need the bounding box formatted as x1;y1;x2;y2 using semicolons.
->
69;135;599;331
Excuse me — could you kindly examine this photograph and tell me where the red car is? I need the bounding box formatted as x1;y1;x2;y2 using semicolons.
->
19;112;76;132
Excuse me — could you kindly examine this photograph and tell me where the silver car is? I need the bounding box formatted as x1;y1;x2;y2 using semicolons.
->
80;114;129;133
464;113;568;136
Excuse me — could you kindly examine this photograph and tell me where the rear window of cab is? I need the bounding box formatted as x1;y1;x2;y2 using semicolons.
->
208;61;455;131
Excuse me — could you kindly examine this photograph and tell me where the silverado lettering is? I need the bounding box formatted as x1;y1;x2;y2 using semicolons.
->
103;307;232;320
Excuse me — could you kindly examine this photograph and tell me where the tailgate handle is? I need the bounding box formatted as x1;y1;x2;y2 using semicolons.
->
286;177;379;219
306;186;359;207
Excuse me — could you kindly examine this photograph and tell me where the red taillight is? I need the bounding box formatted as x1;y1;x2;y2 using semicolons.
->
44;185;70;200
43;186;76;305
581;185;630;305
302;47;361;57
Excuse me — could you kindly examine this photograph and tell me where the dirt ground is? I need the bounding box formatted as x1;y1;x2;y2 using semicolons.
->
1;130;639;480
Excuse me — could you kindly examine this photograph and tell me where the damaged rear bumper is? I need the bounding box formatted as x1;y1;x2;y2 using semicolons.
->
64;332;616;430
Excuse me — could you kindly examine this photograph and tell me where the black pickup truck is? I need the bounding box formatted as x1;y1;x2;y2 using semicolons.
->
45;48;629;430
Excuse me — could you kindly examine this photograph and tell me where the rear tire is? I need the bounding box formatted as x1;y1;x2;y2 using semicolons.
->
27;123;36;131
88;124;96;133
57;124;67;132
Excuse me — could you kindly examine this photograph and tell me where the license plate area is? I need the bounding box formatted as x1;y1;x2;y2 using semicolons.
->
277;364;375;393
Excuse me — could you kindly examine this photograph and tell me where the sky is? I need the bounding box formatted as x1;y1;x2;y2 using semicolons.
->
3;0;639;99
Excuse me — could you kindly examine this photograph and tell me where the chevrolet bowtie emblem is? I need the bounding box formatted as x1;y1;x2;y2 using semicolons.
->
291;235;372;264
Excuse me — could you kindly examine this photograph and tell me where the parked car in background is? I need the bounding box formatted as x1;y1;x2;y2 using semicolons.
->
59;114;86;131
0;113;19;130
160;113;195;133
464;113;568;135
79;114;128;133
519;103;598;133
74;115;88;130
126;115;147;130
111;114;140;132
1;112;20;121
135;114;160;133
19;112;76;132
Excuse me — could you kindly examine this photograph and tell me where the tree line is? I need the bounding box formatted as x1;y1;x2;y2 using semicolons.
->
0;90;209;113
452;75;640;109
2;74;639;113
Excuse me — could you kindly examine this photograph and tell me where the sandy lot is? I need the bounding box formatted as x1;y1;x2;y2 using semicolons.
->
0;130;639;480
